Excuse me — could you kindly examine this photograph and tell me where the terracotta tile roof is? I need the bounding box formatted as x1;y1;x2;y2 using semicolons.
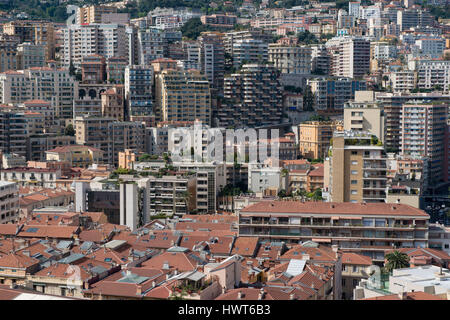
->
240;201;429;217
46;145;103;153
0;253;40;269
231;237;259;257
341;252;372;266
387;248;450;262
215;286;312;300
175;221;232;232
281;245;337;262
141;251;207;272
308;165;324;177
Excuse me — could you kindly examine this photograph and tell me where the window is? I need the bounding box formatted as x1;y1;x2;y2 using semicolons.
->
352;266;358;272
351;170;358;175
353;279;359;287
351;161;358;165
351;190;357;195
351;180;357;184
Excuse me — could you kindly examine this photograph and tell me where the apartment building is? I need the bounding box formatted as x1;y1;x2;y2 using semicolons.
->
268;44;311;75
16;43;46;70
375;92;450;153
298;121;338;160
155;69;211;124
147;175;197;217
400;102;448;186
124;65;154;120
417;60;450;92
199;32;225;92
396;8;434;31
77;5;117;24
106;56;127;84
219;64;283;128
329;37;370;79
0;111;29;159
0;66;76;119
0;181;19;224
310;45;330;75
233;39;268;69
223;30;272;55
391;70;416;93
2;20;55;60
109;122;146;166
414;38;446;59
239;201;429;262
200;14;237;28
0;167;61;188
99;85;124;121
307;78;367;112
81;55;106;84
63;24;131;69
137;28;165;65
45;145;104;168
343;96;385;143
327;131;387;203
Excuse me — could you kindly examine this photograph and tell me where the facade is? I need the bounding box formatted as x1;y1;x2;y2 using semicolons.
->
16;42;46;70
417;60;450;92
330;37;370;79
400;103;448;185
77;5;117;24
124;65;154;120
327;131;387;203
81;55;106;84
308;78;367;112
233;40;268;69
299;121;337;160
268;44;311;75
200;14;237;28
239;201;429;262
199;32;225;92
101;85;125;121
63;24;131;69
0;181;19;224
45;145;104;168
219;64;283;128
391;70;416;93
155;69;211;124
343;98;385;142
2;21;55;61
0;66;77;119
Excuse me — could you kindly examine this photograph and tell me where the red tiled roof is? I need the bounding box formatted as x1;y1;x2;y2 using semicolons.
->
241;201;429;217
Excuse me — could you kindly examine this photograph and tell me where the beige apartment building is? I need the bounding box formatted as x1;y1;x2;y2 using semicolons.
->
298;121;340;160
77;5;117;24
155;69;211;124
327;131;387;203
268;44;312;75
101;85;124;121
343;92;385;143
2;21;55;61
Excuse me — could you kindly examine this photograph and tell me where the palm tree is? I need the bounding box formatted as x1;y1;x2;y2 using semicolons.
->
384;251;410;273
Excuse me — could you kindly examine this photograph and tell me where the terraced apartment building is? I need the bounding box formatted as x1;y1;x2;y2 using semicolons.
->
238;201;429;263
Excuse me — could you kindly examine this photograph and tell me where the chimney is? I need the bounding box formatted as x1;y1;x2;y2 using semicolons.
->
152;281;156;288
237;291;242;300
398;292;407;300
222;286;226;294
289;293;295;300
258;288;265;300
136;285;142;295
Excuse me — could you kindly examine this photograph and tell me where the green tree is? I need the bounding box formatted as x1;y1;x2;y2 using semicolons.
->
64;124;75;136
384;251;410;273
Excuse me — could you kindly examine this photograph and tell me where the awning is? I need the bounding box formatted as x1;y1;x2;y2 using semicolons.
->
312;238;332;243
331;216;340;220
341;217;362;220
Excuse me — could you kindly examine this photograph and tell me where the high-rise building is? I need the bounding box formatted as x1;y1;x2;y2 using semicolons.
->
77;5;118;24
81;54;106;84
268;44;311;75
16;42;46;70
106;56;127;84
124;65;154;121
400;103;448;186
199;32;225;93
375;92;450;153
101;85;125;121
330;37;370;79
327;131;387;203
233;39;268;69
155;69;211;124
307;78;367;112
2;21;55;61
417;60;450;92
0;65;77;119
219;64;283;128
63;24;131;69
